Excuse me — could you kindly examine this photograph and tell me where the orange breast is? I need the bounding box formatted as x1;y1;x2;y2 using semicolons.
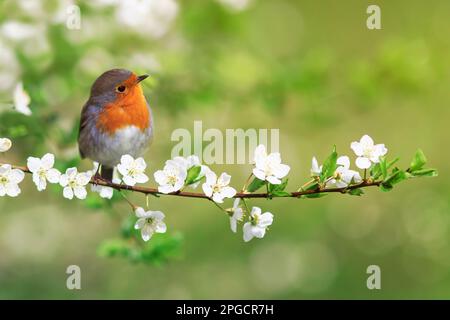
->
97;85;150;134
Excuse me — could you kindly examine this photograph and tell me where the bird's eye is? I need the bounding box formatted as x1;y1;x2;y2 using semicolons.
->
116;85;126;93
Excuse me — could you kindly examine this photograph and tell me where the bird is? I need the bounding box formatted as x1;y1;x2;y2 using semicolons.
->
78;68;153;182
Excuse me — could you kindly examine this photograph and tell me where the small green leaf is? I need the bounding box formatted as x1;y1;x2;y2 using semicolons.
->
185;165;201;185
380;183;394;192
247;177;266;192
320;146;337;182
304;193;328;199
268;178;288;194
383;168;408;186
348;188;364;196
303;182;320;191
386;157;400;170
371;163;381;179
271;190;291;197
380;157;388;179
410;149;427;171
411;168;438;177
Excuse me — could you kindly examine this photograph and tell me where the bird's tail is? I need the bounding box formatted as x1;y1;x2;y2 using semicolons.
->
101;165;114;182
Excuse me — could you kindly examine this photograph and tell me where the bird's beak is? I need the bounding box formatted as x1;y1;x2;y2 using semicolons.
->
137;74;149;83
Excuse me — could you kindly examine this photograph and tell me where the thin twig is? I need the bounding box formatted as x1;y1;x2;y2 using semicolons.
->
3;163;382;200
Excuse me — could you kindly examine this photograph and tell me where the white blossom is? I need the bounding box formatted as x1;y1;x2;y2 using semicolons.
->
253;144;290;184
229;198;244;233
243;206;273;242
154;159;187;194
13;82;32;116
172;155;211;188
0;138;12;152
90;162;119;199
59;168;92;200
27;153;61;191
117;154;149;186
326;156;362;188
134;207;167;241
311;156;322;177
351;135;388;169
202;171;237;203
0;164;25;197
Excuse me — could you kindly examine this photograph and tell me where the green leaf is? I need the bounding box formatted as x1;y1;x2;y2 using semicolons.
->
320;146;337;182
247;177;266;192
380;183;393;192
348;188;364;196
185;165;201;185
381;168;408;191
268;178;288;194
371;163;381;179
303;182;320;191
380;157;388;179
410;149;427;171
410;168;438;177
386;157;400;170
372;157;398;179
271;190;291;197
304;193;328;199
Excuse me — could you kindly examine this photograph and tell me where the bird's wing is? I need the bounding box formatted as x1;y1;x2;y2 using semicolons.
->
78;101;97;159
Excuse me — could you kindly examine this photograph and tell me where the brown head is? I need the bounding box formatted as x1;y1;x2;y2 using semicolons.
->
86;68;151;134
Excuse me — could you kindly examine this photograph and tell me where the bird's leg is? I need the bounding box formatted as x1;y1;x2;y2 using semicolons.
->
92;164;107;185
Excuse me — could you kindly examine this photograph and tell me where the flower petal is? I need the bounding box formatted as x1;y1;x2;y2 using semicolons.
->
41;153;55;170
155;221;167;234
273;163;290;179
122;175;136;186
141;225;153;241
9;169;25;183
134;218;146;230
266;175;281;185
355;157;371;169
230;217;238;233
350;141;363;156
243;222;254;242
150;210;165;220
250;206;262;218
63;187;74;199
73;186;87;199
337;156;350;169
258;212;274;228
252;168;266;181
220;186;236;198
158;184;174;194
134;173;149;184
218;172;231;186
360;135;374;147
120;154;134;167
26;157;41;172
202;183;213;197
46;168;61;183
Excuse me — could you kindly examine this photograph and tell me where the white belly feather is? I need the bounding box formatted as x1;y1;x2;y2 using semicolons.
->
95;125;152;167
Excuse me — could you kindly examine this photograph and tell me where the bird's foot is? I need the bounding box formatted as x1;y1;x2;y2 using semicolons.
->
91;173;110;186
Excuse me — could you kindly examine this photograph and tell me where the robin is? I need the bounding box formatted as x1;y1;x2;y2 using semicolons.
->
78;68;153;181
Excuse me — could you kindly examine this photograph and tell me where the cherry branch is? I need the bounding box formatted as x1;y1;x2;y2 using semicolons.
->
5;163;381;200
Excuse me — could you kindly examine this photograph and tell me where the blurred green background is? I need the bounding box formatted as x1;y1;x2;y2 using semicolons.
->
0;0;448;299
